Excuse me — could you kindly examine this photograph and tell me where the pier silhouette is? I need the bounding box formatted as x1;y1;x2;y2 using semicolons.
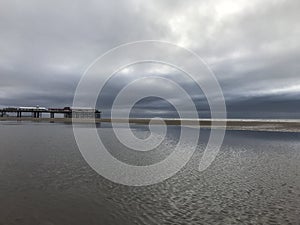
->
0;107;101;119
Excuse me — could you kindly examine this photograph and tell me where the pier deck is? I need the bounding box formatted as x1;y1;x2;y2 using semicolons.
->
0;108;101;118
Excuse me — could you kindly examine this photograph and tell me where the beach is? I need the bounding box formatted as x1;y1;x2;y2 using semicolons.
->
0;122;299;224
1;117;300;132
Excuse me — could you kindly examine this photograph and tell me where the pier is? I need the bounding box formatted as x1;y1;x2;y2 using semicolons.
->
0;107;101;119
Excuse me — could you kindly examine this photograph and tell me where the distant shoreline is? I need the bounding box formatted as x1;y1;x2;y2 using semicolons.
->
1;117;300;132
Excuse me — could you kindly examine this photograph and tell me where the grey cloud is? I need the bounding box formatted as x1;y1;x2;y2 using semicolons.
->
0;0;299;118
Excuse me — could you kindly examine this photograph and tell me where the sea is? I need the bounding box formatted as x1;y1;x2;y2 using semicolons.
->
0;121;299;224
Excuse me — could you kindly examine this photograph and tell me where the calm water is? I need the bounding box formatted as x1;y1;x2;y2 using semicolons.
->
0;121;299;224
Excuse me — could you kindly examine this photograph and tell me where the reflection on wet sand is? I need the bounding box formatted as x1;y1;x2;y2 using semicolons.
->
0;123;299;224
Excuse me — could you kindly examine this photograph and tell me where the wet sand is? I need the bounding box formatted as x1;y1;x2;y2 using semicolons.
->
0;123;299;224
1;117;300;132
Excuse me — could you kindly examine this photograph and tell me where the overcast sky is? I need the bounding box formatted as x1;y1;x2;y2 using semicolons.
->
0;0;299;118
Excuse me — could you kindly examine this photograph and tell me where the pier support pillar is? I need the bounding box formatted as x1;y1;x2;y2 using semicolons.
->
95;112;101;119
50;112;54;118
64;113;72;118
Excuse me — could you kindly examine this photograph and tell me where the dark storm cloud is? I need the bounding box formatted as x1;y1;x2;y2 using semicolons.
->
0;0;299;118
